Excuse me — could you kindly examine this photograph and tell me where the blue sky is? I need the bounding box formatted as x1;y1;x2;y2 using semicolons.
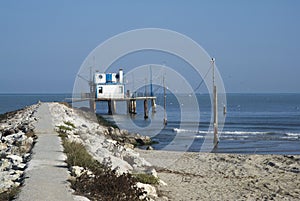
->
0;0;299;93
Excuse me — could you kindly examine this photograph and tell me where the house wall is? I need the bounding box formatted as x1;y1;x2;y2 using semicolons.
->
96;84;124;99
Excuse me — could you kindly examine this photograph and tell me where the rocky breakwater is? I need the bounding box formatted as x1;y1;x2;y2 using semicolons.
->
49;103;162;200
0;104;40;194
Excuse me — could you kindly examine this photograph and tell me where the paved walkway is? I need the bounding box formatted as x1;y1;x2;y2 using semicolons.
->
16;103;74;201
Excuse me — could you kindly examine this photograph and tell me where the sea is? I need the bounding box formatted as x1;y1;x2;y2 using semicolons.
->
1;93;300;154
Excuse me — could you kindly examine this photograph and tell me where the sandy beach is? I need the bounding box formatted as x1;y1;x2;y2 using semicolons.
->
138;149;300;201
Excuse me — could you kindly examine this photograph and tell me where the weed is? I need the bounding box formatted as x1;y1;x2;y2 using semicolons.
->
59;136;147;200
0;187;20;201
56;125;72;133
64;121;76;129
133;173;159;185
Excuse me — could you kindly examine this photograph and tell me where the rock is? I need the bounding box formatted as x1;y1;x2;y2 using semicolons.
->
70;166;93;177
7;154;23;165
0;159;12;171
71;166;85;177
13;163;26;170
108;127;114;135
0;143;8;151
120;129;129;136
147;168;158;178
3;128;15;136
146;146;154;150
0;179;14;193
74;195;91;201
136;182;158;199
23;153;31;161
124;143;134;150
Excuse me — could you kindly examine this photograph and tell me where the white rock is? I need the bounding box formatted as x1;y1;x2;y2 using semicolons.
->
7;154;23;165
0;143;8;151
71;166;85;177
73;195;91;201
15;163;27;170
136;182;158;199
147;168;158;178
0;159;12;171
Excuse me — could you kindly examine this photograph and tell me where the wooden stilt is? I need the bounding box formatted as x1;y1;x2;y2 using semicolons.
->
108;100;112;115
144;99;148;119
133;100;137;114
112;100;116;114
151;99;156;113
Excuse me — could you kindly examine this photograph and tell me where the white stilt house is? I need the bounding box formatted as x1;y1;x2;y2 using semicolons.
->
94;69;125;99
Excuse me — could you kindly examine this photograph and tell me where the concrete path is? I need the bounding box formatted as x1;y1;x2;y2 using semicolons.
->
16;103;74;201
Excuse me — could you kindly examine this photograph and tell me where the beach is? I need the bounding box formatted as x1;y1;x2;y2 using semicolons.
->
0;101;300;200
138;150;300;200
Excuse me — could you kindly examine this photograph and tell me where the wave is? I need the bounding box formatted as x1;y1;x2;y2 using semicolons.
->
173;128;274;135
285;132;300;137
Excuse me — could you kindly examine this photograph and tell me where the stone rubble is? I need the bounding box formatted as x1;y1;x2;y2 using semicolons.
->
0;103;40;194
49;102;161;199
0;102;162;199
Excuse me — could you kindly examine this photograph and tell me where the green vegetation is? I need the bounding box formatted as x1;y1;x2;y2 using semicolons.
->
0;187;20;201
64;121;76;129
56;125;72;133
62;140;101;172
56;121;76;134
133;173;159;185
58;130;147;201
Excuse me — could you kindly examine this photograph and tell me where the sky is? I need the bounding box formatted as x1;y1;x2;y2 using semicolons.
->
0;0;299;93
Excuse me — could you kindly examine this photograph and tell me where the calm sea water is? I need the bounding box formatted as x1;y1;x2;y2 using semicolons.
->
1;93;300;154
102;93;300;154
0;94;71;114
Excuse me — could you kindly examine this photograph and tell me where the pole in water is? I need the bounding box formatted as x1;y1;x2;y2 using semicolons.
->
163;75;167;125
212;58;219;147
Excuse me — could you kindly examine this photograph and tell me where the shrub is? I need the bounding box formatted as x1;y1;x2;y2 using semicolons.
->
60;139;147;200
56;125;72;133
64;121;76;129
0;187;20;201
133;173;159;185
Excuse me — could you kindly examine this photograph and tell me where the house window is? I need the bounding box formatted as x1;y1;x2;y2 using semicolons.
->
99;87;103;94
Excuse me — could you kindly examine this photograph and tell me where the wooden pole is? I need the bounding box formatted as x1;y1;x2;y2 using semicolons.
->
108;100;112;115
151;99;156;113
212;58;219;146
144;99;148;119
163;76;167;125
127;100;131;114
213;85;219;146
112;100;116;114
89;83;96;113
